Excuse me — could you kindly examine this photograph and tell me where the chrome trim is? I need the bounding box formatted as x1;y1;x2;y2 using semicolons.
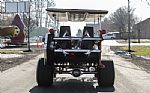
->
53;37;102;40
54;49;101;53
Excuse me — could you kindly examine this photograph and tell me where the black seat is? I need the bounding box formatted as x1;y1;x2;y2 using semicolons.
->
57;26;71;49
59;26;71;37
83;26;94;37
81;26;94;49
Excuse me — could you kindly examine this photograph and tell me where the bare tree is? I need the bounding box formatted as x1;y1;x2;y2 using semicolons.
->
102;6;139;38
23;13;36;32
32;0;55;27
142;0;150;5
101;17;115;32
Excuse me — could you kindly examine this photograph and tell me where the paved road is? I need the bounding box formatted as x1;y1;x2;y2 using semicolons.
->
0;40;150;93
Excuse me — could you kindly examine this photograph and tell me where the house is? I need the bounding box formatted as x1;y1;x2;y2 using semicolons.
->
133;18;150;39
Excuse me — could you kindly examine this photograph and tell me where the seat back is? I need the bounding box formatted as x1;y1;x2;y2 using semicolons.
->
83;26;94;37
57;26;71;49
81;26;94;49
59;26;71;37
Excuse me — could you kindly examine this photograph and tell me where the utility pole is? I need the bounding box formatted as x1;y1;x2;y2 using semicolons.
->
138;29;141;43
40;0;42;27
128;0;131;52
0;1;2;25
45;0;49;27
24;0;32;52
37;0;40;26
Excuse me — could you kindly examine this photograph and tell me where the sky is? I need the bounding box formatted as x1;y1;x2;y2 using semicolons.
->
53;0;150;35
0;0;149;19
2;0;148;35
54;0;150;20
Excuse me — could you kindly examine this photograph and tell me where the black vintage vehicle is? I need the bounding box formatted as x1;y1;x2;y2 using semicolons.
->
36;8;115;87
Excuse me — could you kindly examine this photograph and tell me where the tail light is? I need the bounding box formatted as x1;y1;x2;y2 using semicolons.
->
100;29;106;35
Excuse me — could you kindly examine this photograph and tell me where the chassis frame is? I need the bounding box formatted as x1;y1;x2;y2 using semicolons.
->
36;8;115;87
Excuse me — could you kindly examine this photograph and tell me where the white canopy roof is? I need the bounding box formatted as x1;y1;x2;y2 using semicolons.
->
46;8;108;22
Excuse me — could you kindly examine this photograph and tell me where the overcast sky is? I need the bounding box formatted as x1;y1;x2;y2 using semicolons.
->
54;0;150;20
53;0;150;35
2;0;149;35
1;0;150;21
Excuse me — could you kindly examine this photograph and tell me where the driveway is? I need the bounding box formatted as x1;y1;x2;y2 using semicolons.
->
0;40;150;93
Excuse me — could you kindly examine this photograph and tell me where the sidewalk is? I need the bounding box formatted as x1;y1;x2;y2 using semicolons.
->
102;40;150;46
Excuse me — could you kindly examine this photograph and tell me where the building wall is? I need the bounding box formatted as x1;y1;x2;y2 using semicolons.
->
133;18;150;39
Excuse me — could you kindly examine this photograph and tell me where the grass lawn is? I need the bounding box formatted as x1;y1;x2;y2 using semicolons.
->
131;39;150;43
0;50;20;54
118;39;150;43
120;46;150;57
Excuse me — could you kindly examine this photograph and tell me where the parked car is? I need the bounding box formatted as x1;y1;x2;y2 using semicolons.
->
0;39;4;48
0;38;11;48
103;32;119;40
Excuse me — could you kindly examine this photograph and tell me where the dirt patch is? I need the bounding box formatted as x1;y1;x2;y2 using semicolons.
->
111;46;150;73
0;48;43;71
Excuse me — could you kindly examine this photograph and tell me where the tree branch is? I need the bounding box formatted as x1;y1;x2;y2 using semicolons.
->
141;0;150;6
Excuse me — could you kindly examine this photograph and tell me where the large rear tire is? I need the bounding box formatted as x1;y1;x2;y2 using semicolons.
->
97;60;115;87
36;58;54;86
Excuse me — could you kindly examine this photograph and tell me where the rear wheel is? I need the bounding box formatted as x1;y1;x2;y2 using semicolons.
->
97;60;115;87
36;58;54;86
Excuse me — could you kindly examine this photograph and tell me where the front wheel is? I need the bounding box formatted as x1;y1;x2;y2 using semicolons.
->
97;60;115;87
36;58;54;86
